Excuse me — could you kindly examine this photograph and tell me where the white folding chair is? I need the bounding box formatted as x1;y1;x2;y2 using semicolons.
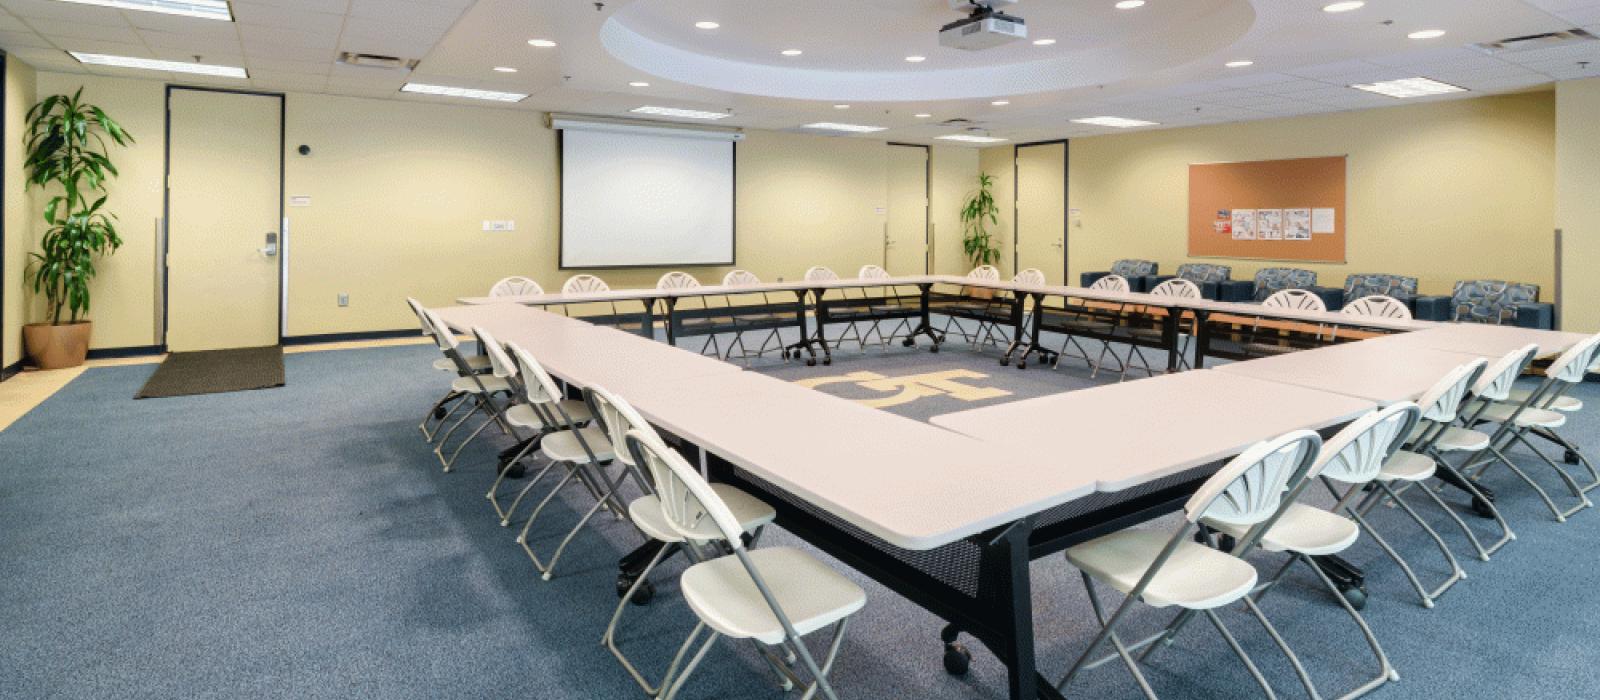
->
1498;332;1600;495
407;298;489;442
489;276;544;297
1121;278;1201;376
423;310;514;472
500;342;628;580
720;270;785;363
941;265;1010;350
625;430;865;700
657;272;722;358
1055;274;1131;379
1460;335;1600;521
595;388;778;696
1057;429;1322;699
481;335;595;524
1263;288;1327;312
1341;295;1412;320
853;265;912;349
1205;404;1417;700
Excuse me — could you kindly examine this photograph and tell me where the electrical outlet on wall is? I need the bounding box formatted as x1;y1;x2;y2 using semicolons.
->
337;293;349;307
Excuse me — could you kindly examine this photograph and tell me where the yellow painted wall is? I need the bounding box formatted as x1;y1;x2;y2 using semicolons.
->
3;57;35;370
1067;91;1557;298
15;71;978;346
1556;78;1600;333
930;145;980;276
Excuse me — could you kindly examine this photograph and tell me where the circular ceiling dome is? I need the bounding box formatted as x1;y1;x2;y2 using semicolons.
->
600;0;1257;101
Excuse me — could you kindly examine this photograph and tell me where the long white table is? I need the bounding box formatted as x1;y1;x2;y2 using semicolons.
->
1377;323;1588;359
1214;335;1488;405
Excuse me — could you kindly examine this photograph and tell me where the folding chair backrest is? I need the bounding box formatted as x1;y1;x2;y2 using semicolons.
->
858;265;890;280
1089;274;1129;294
1341;295;1412;320
805;266;839;282
562;274;610;293
588;386;655;468
625;429;745;546
1472;344;1539;401
1417;358;1488;423
1263;288;1327;312
968;265;1001;281
723;270;761;286
1013;268;1046;286
489;276;543;297
1185;429;1322;528
1316;402;1420;484
473;327;517;379
657;271;701;290
507;341;566;405
1150;278;1200;299
406;297;436;336
422;308;460;351
1546;332;1600;384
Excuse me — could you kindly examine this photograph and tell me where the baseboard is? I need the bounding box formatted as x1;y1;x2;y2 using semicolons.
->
85;345;165;360
280;329;418;346
1;359;23;381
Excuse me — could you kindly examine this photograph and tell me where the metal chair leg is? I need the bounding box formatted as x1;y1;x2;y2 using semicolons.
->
1376;481;1470;600
1299;553;1399;699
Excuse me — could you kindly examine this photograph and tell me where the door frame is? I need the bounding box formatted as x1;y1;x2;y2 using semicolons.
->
887;142;931;274
160;84;287;351
1012;139;1069;280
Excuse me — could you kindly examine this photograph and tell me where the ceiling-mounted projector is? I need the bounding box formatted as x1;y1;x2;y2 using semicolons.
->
940;0;1026;50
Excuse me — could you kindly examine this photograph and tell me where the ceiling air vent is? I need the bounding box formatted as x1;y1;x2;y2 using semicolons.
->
1473;29;1596;55
337;52;420;70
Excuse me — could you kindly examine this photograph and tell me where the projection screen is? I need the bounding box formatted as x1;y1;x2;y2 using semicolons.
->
558;120;738;268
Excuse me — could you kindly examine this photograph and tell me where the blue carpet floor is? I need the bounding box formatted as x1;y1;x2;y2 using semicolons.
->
4;339;1600;699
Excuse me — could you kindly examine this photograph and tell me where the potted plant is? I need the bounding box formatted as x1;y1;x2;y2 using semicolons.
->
21;88;133;369
960;173;1002;298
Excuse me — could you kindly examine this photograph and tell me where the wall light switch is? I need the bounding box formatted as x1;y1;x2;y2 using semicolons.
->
337;293;349;307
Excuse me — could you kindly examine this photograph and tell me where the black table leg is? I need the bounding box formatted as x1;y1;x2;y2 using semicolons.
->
812;288;834;366
784;290;820;366
903;283;945;350
1161;305;1182;373
1001;293;1029;367
663;298;678;346
1193;311;1211;369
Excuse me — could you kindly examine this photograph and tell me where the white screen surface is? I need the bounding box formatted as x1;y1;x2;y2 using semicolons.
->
560;127;735;268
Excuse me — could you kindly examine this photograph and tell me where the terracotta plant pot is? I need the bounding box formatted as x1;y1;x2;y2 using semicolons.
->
22;321;92;370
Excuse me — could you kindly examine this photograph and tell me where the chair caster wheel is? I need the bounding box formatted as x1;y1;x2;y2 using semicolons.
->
806;359;817;367
999;358;1010;366
1017;362;1027;370
902;338;915;348
1565;449;1581;465
943;643;971;676
930;345;940;354
617;575;655;606
822;359;832;366
1471;496;1496;520
1338;583;1369;611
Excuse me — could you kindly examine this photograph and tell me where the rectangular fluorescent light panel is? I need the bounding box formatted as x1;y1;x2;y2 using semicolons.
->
401;83;528;103
1350;77;1467;99
1070;116;1159;128
936;134;1008;143
54;0;233;21
630;105;733;120
69;52;246;78
801;122;887;133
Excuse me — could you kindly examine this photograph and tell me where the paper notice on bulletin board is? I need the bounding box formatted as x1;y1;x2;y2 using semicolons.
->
1187;156;1346;263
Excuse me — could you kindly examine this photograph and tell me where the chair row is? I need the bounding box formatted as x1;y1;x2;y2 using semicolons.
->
1063;331;1600;698
1083;260;1556;329
405;298;865;699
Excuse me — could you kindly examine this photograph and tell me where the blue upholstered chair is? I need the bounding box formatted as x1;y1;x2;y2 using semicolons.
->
1216;267;1343;308
1343;274;1418;305
1140;263;1232;300
1081;259;1159;292
1447;280;1554;329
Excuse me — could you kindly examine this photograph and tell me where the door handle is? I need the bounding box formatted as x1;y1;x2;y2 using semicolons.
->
260;232;279;257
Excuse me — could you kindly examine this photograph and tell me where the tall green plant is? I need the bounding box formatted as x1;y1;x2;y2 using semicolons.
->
960;173;1001;269
23;88;133;325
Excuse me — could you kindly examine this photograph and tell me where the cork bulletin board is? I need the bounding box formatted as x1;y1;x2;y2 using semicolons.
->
1187;156;1346;263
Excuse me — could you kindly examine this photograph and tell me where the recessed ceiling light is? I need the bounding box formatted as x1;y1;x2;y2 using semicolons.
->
528;39;557;48
629;81;651;87
1407;29;1446;40
991;100;1010;106
493;66;518;73
694;21;720;29
54;0;231;20
1350;77;1467;98
1321;1;1365;12
1071;116;1160;128
905;55;926;63
914;113;932;118
401;83;528;102
1033;38;1057;46
833;104;850;109
937;134;1008;143
69;52;246;78
631;105;733;120
781;49;803;56
802;122;887;133
1114;0;1145;9
1225;60;1254;68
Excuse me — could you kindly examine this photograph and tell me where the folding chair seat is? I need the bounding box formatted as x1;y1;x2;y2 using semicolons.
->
434;355;490;372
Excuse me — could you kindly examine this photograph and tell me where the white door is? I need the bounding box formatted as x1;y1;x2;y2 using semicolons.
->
165;89;283;352
1014;142;1067;284
885;144;929;275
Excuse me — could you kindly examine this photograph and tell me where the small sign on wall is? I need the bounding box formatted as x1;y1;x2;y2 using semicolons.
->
289;195;312;207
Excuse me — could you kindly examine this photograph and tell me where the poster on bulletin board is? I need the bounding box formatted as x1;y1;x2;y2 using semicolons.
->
1188;156;1346;263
